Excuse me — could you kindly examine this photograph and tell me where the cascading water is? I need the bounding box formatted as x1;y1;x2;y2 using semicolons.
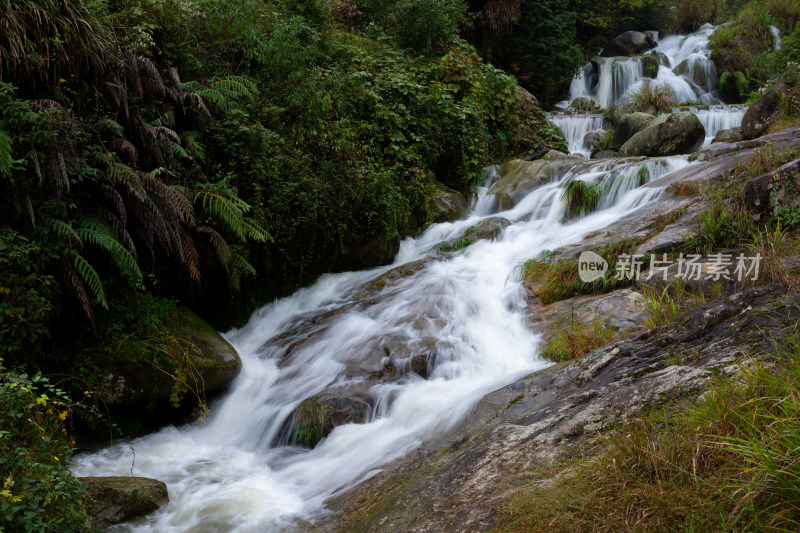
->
72;154;693;532
547;113;606;158
771;26;782;50
550;24;747;155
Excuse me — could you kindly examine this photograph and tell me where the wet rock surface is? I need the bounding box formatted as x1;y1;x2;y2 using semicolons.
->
431;186;469;223
619;112;706;157
80;476;169;530
325;286;800;532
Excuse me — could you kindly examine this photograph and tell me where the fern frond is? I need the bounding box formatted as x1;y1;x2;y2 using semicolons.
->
196;88;229;110
108;160;145;195
77;217;143;283
72;251;108;309
233;250;257;277
181;227;201;281
195;190;248;239
110;138;138;166
213;76;257;98
95;118;124;137
45;217;82;246
197;225;232;269
169;185;195;225
242;218;272;242
181;131;206;163
0;128;13;178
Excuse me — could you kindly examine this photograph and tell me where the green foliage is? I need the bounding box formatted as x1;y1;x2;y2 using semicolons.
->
666;0;726;33
0;361;91;531
492;0;584;103
0;230;57;360
0;128;12;177
377;0;468;54
0;0;116;85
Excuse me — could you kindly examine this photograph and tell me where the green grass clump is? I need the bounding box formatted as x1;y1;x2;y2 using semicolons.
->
433;237;473;253
522;237;647;305
541;320;616;362
630;80;676;114
495;332;800;532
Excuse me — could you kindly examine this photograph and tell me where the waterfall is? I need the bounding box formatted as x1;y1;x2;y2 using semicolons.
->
552;24;746;157
771;26;782;50
72;154;694;532
548;114;605;157
694;106;747;145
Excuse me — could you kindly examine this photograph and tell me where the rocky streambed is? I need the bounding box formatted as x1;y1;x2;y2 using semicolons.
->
72;117;800;531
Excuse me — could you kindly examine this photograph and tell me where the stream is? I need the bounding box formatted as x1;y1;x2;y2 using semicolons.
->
72;24;740;533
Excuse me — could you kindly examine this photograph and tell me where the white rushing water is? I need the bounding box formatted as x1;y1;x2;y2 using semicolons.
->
771;25;782;50
550;24;747;155
72;153;693;532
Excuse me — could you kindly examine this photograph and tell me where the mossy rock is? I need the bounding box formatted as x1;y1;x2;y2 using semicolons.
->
641;54;660;78
619;112;705;157
430;186;469;223
95;308;241;412
80;476;168;530
612;112;655;151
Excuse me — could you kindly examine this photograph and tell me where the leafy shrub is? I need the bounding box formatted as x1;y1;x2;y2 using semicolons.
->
381;0;467;53
0;361;91;531
0;230;58;360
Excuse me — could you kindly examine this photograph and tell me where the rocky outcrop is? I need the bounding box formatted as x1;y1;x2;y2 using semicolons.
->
527;288;648;342
346;231;401;270
431;186;469;223
745;157;800;222
601;31;656;57
80;476;168;530
325;286;799;532
96;308;241;413
713;127;744;144
612;112;655;150
742;84;784;139
619;111;705;157
488;159;577;210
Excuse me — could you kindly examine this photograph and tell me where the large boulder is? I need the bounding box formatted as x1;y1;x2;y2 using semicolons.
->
344;231;401;270
489;159;577;210
742;84;784;139
601;31;656;57
96;308;242;411
80;477;168;530
430;186;469;223
619;112;706;157
713;127;745;144
612;112;655;150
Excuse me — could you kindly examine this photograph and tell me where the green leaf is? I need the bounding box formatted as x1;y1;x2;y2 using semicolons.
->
72;251;107;309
